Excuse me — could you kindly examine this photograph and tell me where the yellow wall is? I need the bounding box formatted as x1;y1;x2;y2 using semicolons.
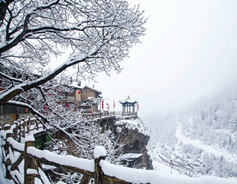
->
81;88;95;101
75;89;81;102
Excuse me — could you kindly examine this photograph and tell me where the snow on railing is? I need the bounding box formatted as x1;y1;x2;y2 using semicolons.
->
0;120;132;184
0;119;162;184
0;126;129;184
0;117;42;141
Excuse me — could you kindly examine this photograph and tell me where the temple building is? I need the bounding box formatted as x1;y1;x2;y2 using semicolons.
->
119;96;138;116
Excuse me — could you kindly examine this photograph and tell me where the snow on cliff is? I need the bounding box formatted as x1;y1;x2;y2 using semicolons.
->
116;118;149;136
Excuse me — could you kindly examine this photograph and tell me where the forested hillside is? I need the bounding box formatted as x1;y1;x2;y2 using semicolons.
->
148;86;237;178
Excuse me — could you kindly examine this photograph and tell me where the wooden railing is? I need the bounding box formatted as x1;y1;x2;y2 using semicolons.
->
0;119;136;184
0;117;42;141
0;113;33;124
82;111;138;119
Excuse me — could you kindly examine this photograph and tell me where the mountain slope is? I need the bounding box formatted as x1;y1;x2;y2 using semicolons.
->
148;86;237;178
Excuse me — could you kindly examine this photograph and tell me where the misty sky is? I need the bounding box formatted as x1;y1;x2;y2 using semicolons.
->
50;0;237;123
91;0;237;122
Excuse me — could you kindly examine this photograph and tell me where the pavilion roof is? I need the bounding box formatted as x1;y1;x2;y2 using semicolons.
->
119;96;137;104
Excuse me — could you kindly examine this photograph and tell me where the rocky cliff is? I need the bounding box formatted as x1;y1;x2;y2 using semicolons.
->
99;116;153;170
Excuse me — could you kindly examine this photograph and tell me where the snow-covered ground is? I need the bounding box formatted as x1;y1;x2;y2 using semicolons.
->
148;148;237;184
146;87;237;181
176;122;237;164
152;159;182;176
147;120;237;184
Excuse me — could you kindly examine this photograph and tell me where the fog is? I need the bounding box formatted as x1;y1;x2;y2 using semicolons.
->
88;0;237;123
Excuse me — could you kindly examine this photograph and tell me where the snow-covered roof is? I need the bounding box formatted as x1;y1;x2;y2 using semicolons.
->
83;85;102;94
69;82;82;90
119;96;137;104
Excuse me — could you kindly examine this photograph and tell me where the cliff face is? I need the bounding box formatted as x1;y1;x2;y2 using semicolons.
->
99;117;153;170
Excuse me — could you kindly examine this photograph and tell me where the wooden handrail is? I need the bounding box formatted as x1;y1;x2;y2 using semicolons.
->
82;111;138;119
0;119;132;184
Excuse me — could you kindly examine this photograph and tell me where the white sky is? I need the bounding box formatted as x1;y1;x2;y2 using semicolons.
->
92;0;237;122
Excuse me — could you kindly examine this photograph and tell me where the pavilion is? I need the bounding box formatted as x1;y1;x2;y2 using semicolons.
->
119;96;137;115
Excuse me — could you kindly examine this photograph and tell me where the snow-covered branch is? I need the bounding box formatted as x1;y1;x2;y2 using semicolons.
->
0;71;22;83
0;0;146;105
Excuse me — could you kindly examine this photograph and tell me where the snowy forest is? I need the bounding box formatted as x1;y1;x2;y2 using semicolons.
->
148;85;237;178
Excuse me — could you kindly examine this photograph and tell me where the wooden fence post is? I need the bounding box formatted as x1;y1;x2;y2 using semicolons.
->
17;119;21;142
5;130;13;180
24;137;38;184
22;118;25;138
26;118;30;134
35;119;39;131
94;146;106;184
4;124;10;131
13;121;19;140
